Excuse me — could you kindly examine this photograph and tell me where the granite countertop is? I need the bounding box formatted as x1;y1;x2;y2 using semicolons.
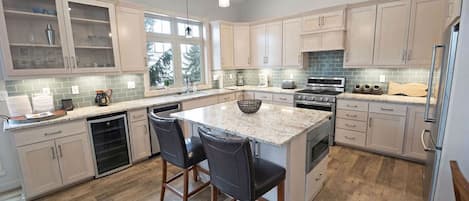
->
4;86;300;131
171;101;332;146
337;93;430;105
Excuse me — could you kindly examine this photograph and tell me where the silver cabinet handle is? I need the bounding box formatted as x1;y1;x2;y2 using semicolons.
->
381;107;394;112
345;123;356;128
44;130;62;136
71;56;77;68
401;49;407;62
425;44;445;122
346;104;358;108
345;114;357;118
321;16;325;26
51;147;56;160
318;17;321;27
133;114;145;119
279;97;287;101
369;117;372;128
64;56;70;70
344;136;356;140
407;49;412;60
421;129;435;152
58;145;63;158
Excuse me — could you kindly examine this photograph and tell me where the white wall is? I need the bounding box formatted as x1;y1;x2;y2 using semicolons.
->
128;0;243;21
236;0;369;21
434;1;469;201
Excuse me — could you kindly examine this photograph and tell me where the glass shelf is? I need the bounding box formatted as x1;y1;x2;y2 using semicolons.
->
70;17;110;24
10;43;61;48
4;9;57;19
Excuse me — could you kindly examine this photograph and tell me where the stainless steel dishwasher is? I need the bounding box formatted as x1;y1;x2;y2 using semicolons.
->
148;103;182;155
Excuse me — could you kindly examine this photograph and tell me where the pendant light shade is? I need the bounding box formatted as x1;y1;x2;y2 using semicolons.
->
185;26;193;38
219;0;230;8
185;0;192;38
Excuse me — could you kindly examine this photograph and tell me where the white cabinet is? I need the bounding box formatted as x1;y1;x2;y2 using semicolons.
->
283;18;303;67
367;112;406;154
301;31;344;52
344;5;377;67
211;22;234;69
218;93;236;103
302;10;345;33
250;21;282;67
117;5;146;72
406;0;444;66
128;109;151;162
404;106;430;160
17;141;63;198
55;134;94;185
373;1;411;66
446;0;461;26
243;91;255;100
233;24;251;67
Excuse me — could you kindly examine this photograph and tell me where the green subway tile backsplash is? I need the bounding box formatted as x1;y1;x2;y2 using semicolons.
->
5;74;144;109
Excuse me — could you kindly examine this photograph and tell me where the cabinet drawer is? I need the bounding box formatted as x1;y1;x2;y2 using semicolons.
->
337;100;369;111
254;92;273;101
272;93;294;104
335;129;366;147
218;93;236;103
370;103;407;116
13;120;88;147
183;96;219;110
235;92;244;100
128;109;147;122
336;109;368;121
336;118;367;132
244;92;255;99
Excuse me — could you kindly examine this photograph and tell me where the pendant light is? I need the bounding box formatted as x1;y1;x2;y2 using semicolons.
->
219;0;230;8
185;0;192;38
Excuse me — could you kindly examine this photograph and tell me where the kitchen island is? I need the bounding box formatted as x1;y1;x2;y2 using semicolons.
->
171;101;332;201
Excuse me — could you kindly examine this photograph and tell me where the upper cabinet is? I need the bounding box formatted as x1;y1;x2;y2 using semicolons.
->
301;10;345;33
344;5;377;67
0;0;120;77
300;9;345;52
282;18;303;67
116;5;146;72
250;21;282;67
373;1;411;66
445;0;461;26
233;24;250;67
211;22;234;70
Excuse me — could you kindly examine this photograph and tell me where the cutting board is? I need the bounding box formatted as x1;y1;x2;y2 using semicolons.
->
388;81;427;97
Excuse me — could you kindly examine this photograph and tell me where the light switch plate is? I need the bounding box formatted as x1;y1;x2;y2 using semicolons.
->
72;86;80;94
379;75;386;83
42;88;51;95
127;81;136;89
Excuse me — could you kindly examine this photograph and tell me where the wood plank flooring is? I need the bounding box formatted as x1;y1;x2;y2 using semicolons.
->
0;146;424;201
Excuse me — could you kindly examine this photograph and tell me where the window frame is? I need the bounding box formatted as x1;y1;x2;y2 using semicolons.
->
143;11;212;97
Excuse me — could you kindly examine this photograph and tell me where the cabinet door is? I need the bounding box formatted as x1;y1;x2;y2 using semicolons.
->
404;106;430;160
406;0;444;66
17;140;62;198
266;21;282;66
117;6;145;72
446;0;461;26
301;33;322;52
220;23;234;68
55;134;94;185
344;5;377;66
63;0;120;73
0;0;70;76
321;10;345;30
302;14;322;33
234;24;250;67
373;1;411;66
250;24;266;67
322;31;344;51
283;18;302;67
367;113;406;154
129;120;151;162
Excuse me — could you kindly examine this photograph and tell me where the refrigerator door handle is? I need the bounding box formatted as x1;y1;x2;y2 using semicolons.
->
421;129;435;152
424;44;445;123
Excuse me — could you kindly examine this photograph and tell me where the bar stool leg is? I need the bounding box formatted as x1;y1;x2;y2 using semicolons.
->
193;166;199;182
277;180;285;201
160;159;167;201
183;169;189;201
211;185;219;201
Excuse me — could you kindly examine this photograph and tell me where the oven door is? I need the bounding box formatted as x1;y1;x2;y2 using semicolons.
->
295;100;333;112
306;120;331;173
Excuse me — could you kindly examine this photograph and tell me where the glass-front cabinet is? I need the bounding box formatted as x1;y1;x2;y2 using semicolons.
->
0;0;120;77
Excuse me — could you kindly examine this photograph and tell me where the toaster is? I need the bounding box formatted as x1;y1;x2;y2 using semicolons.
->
281;80;296;89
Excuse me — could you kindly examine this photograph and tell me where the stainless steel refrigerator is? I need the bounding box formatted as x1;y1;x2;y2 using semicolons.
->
422;19;460;201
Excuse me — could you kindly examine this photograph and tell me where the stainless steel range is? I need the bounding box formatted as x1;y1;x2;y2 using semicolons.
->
294;77;345;145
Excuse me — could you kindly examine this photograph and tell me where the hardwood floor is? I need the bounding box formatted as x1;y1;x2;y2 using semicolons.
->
0;146;424;201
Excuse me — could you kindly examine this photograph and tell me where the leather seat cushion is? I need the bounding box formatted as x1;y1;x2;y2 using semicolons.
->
185;137;206;167
254;158;286;198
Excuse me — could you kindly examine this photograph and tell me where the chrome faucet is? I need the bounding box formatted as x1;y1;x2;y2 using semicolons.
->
184;76;193;94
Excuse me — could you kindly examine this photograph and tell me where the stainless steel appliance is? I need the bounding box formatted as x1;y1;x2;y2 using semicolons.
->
305;119;331;172
148;103;182;155
281;80;296;89
422;21;460;201
294;77;345;145
87;112;131;178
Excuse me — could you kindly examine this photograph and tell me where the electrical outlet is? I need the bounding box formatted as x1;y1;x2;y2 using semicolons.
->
127;81;136;89
71;86;80;94
42;88;51;95
289;73;294;79
379;75;386;83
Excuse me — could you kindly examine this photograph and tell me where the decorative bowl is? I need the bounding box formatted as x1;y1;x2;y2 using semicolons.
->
237;99;262;114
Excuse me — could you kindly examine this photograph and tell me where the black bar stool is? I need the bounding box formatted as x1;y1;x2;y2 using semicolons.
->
148;113;210;201
198;127;286;201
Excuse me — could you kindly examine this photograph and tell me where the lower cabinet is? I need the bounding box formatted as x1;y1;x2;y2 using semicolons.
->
366;112;406;154
17;133;94;198
128;109;151;162
403;106;430;160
